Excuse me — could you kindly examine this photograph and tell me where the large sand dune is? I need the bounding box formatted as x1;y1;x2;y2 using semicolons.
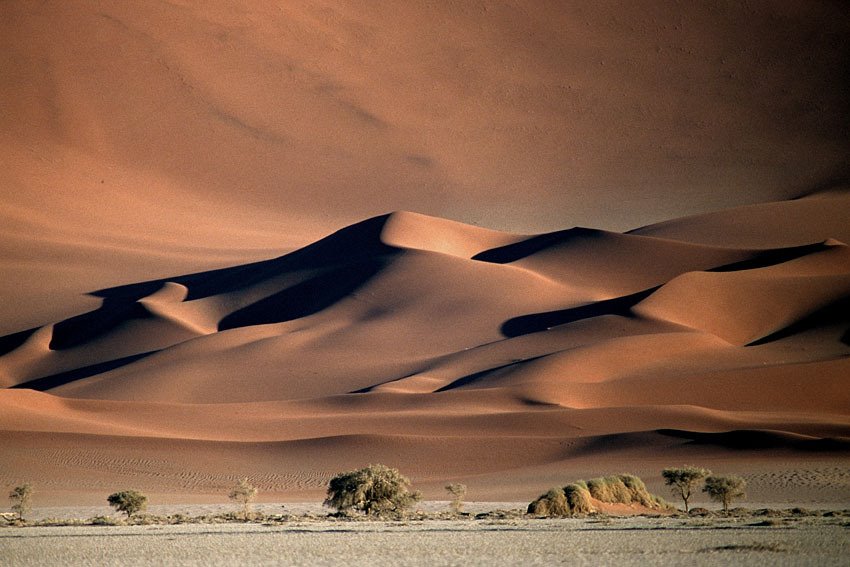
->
1;2;849;505
1;194;849;504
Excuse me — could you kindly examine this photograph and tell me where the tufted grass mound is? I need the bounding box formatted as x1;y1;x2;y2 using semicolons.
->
528;474;669;517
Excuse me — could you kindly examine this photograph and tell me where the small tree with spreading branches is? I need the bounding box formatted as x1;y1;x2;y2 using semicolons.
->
324;464;421;516
229;478;258;519
703;475;746;512
445;483;467;514
107;490;147;518
9;483;33;520
662;466;711;512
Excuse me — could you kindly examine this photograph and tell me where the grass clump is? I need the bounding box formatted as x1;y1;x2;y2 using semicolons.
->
528;483;595;516
528;487;571;516
564;483;596;514
586;474;667;508
529;474;669;517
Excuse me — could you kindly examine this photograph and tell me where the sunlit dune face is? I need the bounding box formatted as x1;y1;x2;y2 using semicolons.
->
0;2;849;505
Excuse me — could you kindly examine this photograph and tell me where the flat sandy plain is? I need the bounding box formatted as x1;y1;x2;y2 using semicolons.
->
3;508;849;567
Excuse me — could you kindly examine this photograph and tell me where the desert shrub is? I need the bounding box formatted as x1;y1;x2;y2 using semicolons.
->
527;487;570;516
703;475;746;512
9;483;33;520
662;466;711;512
229;478;258;519
528;483;595;516
107;490;147;518
586;474;662;508
528;474;669;517
445;483;467;514
563;483;595;514
587;476;630;503
324;464;421;516
90;515;121;526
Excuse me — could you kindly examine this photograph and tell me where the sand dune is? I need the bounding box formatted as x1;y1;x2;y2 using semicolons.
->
2;2;849;505
1;193;849;503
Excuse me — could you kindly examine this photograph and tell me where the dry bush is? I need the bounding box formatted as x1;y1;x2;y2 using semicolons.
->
587;476;630;503
90;515;121;526
564;483;595;514
229;478;258;519
324;464;421;516
586;474;664;508
529;474;670;517
527;483;595;516
8;483;33;520
527;487;570;516
445;483;467;514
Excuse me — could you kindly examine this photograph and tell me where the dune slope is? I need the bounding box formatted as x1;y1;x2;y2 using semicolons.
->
1;195;849;503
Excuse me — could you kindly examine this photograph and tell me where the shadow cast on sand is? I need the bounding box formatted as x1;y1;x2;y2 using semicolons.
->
10;351;158;391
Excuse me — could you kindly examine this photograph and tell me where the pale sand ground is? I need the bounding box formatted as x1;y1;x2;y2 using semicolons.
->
2;516;849;567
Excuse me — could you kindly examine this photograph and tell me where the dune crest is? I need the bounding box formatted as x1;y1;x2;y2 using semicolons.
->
1;194;849;502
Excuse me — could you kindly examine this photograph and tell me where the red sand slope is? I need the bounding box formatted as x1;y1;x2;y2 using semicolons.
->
2;0;849;336
1;2;849;504
1;195;849;503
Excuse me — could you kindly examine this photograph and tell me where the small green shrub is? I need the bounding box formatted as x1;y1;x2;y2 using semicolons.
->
107;490;147;518
703;475;746;512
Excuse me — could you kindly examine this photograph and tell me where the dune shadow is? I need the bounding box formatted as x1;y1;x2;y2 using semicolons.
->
433;356;549;392
500;288;657;338
0;327;39;356
708;241;832;273
10;350;158;391
747;296;850;347
90;214;396;303
49;300;155;350
27;215;400;351
657;429;850;452
473;228;593;264
218;259;387;331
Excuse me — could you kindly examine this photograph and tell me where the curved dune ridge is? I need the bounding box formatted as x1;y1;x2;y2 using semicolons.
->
1;194;849;502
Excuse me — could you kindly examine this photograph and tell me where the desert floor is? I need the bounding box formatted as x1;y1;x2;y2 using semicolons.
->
2;512;849;567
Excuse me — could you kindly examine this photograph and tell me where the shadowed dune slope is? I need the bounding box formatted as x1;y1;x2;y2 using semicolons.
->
2;198;850;500
3;0;850;339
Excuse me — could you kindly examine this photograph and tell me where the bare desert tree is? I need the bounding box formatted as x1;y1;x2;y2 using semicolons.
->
9;483;33;520
107;490;147;518
703;475;746;512
445;483;467;513
662;466;711;512
324;464;421;516
229;478;258;519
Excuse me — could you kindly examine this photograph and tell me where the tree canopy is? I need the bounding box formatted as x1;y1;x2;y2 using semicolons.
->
324;464;421;516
